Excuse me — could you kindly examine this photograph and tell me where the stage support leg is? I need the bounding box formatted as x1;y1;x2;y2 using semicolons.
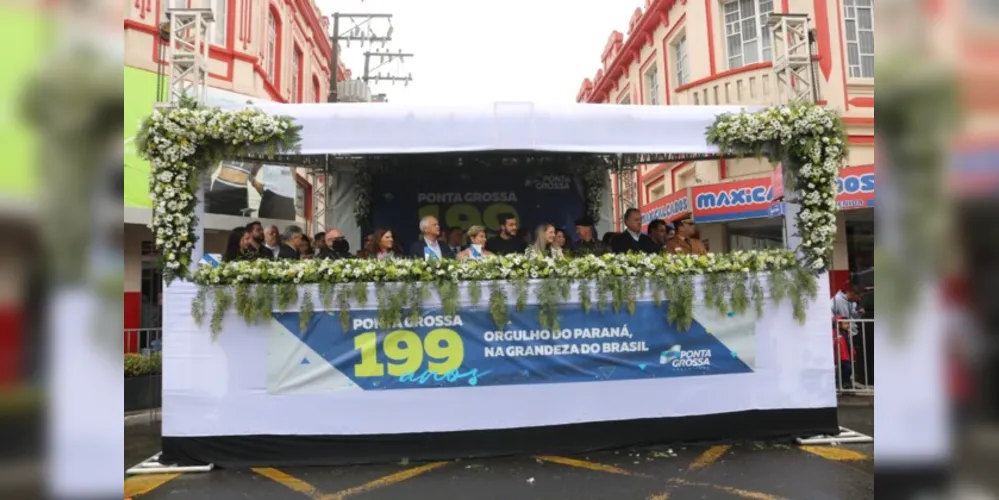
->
781;159;803;257
190;173;206;275
796;426;874;445
126;453;214;476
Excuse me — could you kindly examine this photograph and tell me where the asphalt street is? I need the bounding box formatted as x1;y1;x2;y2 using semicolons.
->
125;406;874;500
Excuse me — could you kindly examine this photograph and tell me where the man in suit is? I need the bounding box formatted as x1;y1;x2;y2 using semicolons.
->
647;219;671;251
611;208;660;254
444;226;465;256
409;216;456;260
260;224;299;260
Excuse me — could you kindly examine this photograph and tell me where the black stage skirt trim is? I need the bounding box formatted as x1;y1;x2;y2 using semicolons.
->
161;407;839;468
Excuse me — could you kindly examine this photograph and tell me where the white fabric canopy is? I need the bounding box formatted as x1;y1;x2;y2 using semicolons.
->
227;102;759;156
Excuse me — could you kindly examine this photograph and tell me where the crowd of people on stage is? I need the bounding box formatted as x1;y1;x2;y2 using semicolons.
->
221;208;708;263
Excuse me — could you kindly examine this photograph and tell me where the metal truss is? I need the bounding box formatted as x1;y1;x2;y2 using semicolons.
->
768;13;817;104
161;8;214;106
619;152;723;167
311;169;328;235
231;152;726;171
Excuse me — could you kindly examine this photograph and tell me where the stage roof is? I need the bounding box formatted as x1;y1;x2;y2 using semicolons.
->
225;101;760;157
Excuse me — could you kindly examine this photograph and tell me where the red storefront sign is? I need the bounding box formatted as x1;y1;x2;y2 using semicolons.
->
692;166;876;222
835;164;875;210
639;188;691;229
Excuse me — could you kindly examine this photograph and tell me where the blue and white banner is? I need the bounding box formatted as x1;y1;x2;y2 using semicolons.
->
267;300;756;394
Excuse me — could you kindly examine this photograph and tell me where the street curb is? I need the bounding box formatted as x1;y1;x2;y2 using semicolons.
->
125;409;161;427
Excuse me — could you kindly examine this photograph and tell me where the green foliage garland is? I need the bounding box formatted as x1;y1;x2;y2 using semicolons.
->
191;251;817;336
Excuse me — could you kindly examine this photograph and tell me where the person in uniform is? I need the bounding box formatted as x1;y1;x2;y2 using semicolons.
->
665;217;708;255
570;216;607;256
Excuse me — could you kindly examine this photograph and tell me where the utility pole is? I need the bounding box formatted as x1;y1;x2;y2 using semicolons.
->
326;13;394;102
362;49;413;86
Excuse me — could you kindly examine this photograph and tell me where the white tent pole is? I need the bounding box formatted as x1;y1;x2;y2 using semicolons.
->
190;172;207;275
781;160;803;258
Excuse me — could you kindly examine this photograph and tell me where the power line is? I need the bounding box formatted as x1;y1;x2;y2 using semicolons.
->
327;13;394;102
362;49;413;87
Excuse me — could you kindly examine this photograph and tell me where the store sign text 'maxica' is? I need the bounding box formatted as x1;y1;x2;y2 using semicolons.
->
688;165;875;222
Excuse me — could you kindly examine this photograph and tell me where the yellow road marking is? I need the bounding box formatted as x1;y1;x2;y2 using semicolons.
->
535;455;647;477
671;479;785;500
327;462;451;499
123;473;181;498
252;468;327;498
686;445;731;472
798;446;868;461
647;493;670;500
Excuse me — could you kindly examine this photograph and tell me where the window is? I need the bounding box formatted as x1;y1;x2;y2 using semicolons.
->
677;169;696;189
649;184;666;200
266;12;278;80
843;0;874;78
644;66;660;105
674;34;690;86
212;0;227;46
161;0;226;46
729;226;784;251
723;0;774;69
313;76;322;103
291;47;303;102
160;0;184;23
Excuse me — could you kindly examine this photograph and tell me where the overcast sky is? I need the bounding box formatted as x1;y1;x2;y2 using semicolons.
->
315;0;645;104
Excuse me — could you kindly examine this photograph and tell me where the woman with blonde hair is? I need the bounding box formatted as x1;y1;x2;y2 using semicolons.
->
525;223;564;258
457;225;494;261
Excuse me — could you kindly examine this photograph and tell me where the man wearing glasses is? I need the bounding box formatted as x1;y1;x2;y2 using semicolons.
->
666;217;707;255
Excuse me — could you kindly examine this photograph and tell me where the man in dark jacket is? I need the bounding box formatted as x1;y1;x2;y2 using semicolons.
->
611;208;660;254
317;228;352;259
260;224;299;260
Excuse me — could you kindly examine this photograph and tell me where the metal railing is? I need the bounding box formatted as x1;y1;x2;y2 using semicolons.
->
124;328;163;354
124;328;163;427
834;318;874;396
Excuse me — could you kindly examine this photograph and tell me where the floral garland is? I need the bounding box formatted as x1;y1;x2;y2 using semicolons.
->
135;100;302;283
706;103;846;271
192;251;818;335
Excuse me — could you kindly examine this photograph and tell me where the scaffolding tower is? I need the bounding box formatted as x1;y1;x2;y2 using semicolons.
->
615;158;638;227
160;7;215;106
768;13;817;104
312;169;329;235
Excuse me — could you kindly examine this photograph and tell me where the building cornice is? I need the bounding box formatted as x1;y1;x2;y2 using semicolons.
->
579;0;678;103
